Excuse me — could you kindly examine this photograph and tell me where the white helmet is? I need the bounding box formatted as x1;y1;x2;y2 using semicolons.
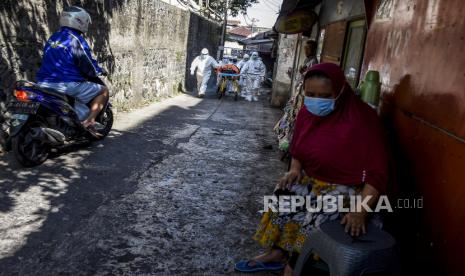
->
60;6;91;33
243;54;250;60
201;48;209;55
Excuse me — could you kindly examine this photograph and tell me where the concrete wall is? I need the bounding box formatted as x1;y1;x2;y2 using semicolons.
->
0;0;221;149
184;12;221;92
270;34;299;107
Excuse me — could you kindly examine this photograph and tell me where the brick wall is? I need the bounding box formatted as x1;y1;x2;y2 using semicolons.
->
0;0;221;149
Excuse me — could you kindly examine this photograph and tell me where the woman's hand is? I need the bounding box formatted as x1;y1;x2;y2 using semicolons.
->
341;183;379;236
341;212;367;236
275;158;303;190
276;169;302;190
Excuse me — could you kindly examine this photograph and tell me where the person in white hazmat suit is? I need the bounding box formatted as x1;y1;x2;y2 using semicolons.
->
236;54;249;69
240;52;266;101
216;56;229;88
190;48;218;97
219;56;230;66
227;56;239;92
236;54;249;97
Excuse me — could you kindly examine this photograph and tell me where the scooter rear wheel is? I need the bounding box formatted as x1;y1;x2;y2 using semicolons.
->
12;119;49;167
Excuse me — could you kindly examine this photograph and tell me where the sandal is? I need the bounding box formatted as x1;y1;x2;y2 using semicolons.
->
84;124;103;139
234;259;285;273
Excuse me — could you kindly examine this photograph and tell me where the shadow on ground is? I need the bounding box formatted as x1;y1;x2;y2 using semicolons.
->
0;91;286;275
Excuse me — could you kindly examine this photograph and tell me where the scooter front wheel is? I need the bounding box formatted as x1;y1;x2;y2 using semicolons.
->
90;107;114;141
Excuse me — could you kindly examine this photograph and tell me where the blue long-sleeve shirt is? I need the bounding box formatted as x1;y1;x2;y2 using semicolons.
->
36;27;103;83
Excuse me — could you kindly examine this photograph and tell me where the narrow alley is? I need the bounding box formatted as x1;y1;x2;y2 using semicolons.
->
1;0;465;275
0;92;285;275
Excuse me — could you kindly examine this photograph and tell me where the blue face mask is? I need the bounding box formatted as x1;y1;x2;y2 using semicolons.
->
304;96;335;116
304;84;345;116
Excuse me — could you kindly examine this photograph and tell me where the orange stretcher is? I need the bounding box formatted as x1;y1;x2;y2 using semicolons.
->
216;64;241;101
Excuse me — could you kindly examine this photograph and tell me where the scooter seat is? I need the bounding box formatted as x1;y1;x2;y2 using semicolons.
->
38;87;75;104
15;80;75;104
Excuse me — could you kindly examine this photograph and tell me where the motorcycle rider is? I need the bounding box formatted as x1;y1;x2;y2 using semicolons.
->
36;6;109;136
190;48;219;98
240;52;266;102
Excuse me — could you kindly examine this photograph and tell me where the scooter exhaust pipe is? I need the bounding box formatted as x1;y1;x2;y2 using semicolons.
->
30;127;66;146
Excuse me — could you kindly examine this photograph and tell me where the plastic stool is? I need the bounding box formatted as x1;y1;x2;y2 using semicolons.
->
293;220;400;276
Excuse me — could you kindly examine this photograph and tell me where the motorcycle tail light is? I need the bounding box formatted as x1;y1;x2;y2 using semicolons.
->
14;90;30;102
14;89;40;102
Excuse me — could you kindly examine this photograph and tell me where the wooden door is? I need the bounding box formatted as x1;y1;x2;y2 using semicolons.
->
320;20;347;64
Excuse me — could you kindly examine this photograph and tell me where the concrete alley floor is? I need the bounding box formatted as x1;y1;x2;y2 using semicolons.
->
0;90;287;275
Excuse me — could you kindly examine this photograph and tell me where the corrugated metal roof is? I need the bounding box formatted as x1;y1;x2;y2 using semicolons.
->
227;26;252;37
240;39;274;45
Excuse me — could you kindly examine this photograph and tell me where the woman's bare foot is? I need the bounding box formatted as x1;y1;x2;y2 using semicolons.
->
248;248;286;266
283;264;293;276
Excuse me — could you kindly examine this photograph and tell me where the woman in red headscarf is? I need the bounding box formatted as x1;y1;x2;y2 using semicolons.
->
235;63;389;275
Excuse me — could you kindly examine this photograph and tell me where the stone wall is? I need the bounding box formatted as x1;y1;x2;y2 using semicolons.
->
0;0;221;149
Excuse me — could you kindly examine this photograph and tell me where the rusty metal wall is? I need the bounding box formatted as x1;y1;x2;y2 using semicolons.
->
361;0;465;273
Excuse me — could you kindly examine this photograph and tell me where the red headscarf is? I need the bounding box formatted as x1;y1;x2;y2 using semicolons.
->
290;63;389;193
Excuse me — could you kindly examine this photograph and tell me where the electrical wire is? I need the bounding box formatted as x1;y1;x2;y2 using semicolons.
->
269;0;282;7
248;1;277;13
242;13;250;25
245;12;252;21
177;0;222;21
265;0;280;8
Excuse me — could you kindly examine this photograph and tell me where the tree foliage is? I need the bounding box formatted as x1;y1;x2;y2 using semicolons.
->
206;0;259;17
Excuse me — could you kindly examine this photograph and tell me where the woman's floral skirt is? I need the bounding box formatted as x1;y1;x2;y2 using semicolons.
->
253;176;380;253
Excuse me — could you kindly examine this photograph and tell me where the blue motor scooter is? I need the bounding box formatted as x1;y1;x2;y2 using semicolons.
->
7;77;113;167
